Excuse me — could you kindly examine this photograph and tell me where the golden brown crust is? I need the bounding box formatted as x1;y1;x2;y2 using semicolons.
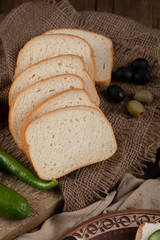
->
44;28;113;86
20;88;94;156
14;33;96;83
95;79;111;87
25;105;117;180
82;68;100;106
34;152;116;181
9;97;23;149
44;28;113;46
95;39;113;87
10;54;86;106
90;56;97;84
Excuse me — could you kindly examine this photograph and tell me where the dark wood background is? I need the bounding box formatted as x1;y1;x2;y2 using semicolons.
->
0;0;160;29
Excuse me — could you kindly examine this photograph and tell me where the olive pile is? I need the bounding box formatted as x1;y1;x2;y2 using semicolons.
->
114;58;151;85
106;58;153;118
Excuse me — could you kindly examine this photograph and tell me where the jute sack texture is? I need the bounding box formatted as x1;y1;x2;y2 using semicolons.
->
0;0;160;211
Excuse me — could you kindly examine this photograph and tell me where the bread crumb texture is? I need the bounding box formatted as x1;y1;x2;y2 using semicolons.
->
26;106;117;180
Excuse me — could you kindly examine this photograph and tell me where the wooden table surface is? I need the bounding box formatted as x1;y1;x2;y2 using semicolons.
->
0;0;160;29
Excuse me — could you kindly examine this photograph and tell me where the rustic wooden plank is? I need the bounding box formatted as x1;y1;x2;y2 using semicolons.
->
96;0;113;13
1;0;160;30
0;128;63;240
152;0;160;29
0;0;96;13
69;0;96;11
114;0;153;28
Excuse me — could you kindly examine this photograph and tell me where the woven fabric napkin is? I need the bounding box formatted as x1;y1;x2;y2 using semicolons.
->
0;0;160;212
15;173;160;240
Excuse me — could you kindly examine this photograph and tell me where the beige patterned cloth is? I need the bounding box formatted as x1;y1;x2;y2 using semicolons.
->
0;0;160;213
15;173;160;239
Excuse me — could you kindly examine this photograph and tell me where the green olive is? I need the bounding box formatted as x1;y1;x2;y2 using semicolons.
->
134;89;153;103
127;100;145;118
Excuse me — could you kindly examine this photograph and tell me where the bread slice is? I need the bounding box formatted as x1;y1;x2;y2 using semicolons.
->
135;222;160;240
45;29;113;86
20;89;96;156
9;55;100;106
14;34;97;81
9;74;85;149
25;105;117;180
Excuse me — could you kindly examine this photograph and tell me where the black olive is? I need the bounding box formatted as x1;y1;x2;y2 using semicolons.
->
131;58;149;71
107;85;125;103
133;69;151;85
114;67;133;82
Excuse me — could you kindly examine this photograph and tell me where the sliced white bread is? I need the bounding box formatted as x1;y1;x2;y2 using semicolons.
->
9;74;85;149
25;105;117;180
135;222;160;240
9;55;100;106
45;28;113;86
14;34;97;81
20;89;96;156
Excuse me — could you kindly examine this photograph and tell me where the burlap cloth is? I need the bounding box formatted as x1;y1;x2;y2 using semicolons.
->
0;0;160;212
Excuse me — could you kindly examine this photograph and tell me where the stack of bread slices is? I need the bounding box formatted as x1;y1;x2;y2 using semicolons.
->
9;29;117;180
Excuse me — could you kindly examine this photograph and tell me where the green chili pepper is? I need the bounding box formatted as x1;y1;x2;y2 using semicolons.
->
0;149;58;190
0;183;30;220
